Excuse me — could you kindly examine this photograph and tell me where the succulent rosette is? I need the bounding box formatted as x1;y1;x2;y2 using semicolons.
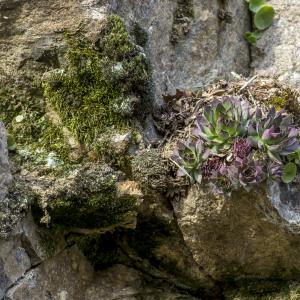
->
227;155;266;190
171;95;300;193
201;157;223;178
193;97;252;155
248;108;300;161
172;139;209;183
232;138;252;160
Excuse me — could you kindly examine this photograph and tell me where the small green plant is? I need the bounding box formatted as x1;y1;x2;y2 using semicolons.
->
245;0;275;44
172;139;208;183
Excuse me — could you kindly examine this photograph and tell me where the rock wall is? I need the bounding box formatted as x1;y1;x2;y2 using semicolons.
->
109;0;250;103
252;0;300;88
0;0;300;299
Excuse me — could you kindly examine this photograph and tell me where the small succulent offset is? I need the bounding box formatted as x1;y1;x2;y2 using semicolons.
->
248;108;300;162
227;155;266;191
193;97;252;155
172;139;209;183
172;95;300;194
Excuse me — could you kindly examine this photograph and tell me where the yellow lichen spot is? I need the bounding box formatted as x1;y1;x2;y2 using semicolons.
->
268;97;287;111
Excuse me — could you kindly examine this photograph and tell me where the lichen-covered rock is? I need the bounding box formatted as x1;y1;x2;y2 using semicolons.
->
26;163;142;231
132;148;169;194
112;0;251;103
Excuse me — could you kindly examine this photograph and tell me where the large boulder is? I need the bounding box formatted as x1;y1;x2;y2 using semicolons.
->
173;182;300;282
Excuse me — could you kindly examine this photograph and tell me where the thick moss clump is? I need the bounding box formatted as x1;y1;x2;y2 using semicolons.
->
0;69;71;162
43;15;148;151
0;15;148;166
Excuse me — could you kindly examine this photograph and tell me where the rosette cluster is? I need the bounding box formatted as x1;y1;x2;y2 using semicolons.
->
172;96;300;193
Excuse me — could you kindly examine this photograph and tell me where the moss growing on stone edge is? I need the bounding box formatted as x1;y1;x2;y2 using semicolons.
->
43;15;149;152
49;188;136;229
31;166;137;229
0;68;72;162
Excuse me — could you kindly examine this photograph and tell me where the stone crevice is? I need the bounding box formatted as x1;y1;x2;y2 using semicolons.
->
3;260;42;300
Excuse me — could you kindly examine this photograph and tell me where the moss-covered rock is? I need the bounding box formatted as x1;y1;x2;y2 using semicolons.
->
171;0;194;43
132;148;169;194
30;164;142;230
0;66;72;163
0;14;149;169
43;15;148;154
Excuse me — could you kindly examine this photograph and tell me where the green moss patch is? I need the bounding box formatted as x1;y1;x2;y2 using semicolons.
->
0;68;72;162
43;15;148;151
0;15;148;167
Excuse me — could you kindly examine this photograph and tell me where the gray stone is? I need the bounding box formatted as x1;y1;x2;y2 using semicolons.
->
5;245;94;300
252;0;300;89
85;264;199;300
0;237;31;298
110;0;251;104
0;122;12;200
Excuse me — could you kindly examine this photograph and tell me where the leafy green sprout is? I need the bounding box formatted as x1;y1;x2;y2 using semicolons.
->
245;0;275;44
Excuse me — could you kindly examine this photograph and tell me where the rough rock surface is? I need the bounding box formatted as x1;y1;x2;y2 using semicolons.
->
252;0;300;89
111;0;251;103
173;184;300;282
0;122;11;200
0;0;300;299
1;213;205;300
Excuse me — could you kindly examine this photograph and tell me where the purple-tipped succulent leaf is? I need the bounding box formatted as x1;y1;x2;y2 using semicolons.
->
249;108;300;159
194;96;252;155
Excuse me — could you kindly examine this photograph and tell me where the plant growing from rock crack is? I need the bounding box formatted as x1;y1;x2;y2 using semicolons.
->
172;96;300;194
172;139;208;183
245;0;275;44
